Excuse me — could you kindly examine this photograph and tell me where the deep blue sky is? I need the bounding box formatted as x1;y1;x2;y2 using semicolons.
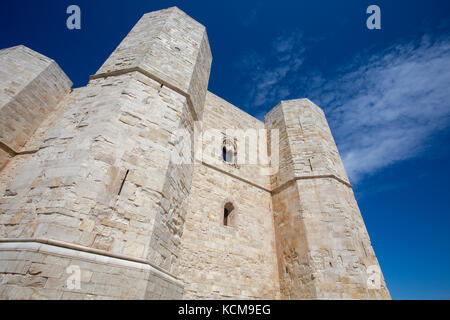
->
1;0;449;300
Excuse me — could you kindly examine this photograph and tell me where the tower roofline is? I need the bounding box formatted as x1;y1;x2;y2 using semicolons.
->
142;6;206;28
91;6;212;121
264;98;325;122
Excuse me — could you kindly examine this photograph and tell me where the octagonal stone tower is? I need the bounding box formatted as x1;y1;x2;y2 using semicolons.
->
94;7;211;120
265;99;390;299
0;7;211;299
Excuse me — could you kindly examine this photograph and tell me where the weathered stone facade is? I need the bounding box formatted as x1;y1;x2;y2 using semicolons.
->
0;7;390;300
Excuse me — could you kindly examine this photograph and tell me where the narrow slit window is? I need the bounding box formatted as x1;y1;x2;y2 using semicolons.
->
118;169;129;196
222;138;236;164
223;202;235;227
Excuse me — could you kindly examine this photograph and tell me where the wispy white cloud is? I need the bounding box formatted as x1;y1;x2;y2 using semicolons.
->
317;35;450;183
236;32;450;184
239;3;263;27
237;30;305;109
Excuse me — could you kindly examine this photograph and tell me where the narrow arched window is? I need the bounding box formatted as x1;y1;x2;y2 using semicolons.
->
223;202;235;226
222;138;237;164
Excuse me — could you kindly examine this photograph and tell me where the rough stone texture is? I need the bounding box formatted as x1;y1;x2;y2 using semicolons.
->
0;241;182;300
0;71;193;298
199;92;271;190
0;45;72;170
95;6;212;120
265;100;390;299
0;73;195;273
0;91;72;198
0;149;11;172
178;94;279;299
0;7;390;300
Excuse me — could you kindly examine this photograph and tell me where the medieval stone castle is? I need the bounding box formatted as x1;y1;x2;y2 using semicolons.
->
0;7;390;299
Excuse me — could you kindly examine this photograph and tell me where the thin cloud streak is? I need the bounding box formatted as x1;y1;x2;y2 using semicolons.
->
320;35;450;183
236;30;306;110
236;33;450;184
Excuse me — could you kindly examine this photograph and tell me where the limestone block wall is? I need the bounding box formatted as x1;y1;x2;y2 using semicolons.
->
179;165;280;299
266;100;390;299
0;72;192;272
179;93;279;299
200;92;271;190
266;99;350;190
0;6;212;300
0;71;192;299
270;183;316;299
294;178;389;299
284;99;349;183
264;104;295;192
0;90;73;208
0;45;72;170
0;240;182;300
94;7;212;120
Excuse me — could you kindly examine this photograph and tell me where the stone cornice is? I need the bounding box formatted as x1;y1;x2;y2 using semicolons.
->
271;174;353;194
0;140;39;157
200;161;353;194
201;161;271;193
